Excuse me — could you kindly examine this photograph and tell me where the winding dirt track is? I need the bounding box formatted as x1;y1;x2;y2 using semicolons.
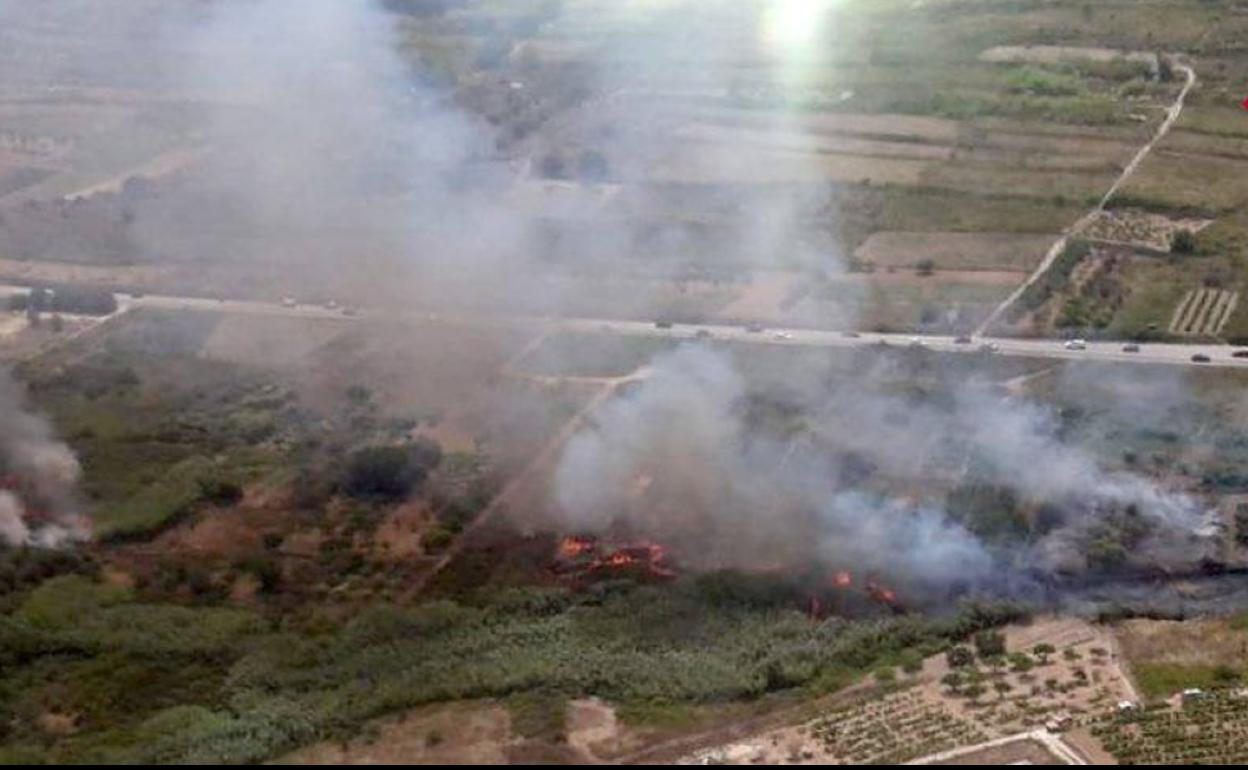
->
975;63;1198;336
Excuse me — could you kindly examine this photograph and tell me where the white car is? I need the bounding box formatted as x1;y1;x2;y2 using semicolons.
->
1064;339;1087;351
280;297;297;308
773;331;793;341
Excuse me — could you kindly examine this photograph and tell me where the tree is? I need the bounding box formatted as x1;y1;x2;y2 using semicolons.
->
1171;229;1196;255
1033;643;1056;664
974;630;1006;659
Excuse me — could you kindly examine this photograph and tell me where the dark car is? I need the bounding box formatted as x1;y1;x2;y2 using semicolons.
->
843;331;861;339
695;329;712;339
1233;350;1248;359
954;335;972;345
1192;353;1211;363
655;320;673;329
746;323;764;333
1122;344;1140;353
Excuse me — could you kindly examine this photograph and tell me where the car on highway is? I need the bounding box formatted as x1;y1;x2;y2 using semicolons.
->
1192;353;1211;363
746;323;764;333
954;335;972;345
773;331;793;341
654;320;673;329
1233;350;1248;359
908;336;927;348
1122;344;1140;353
1064;339;1087;351
842;331;860;339
979;342;999;353
280;296;297;308
324;299;339;310
342;307;358;317
695;329;712;339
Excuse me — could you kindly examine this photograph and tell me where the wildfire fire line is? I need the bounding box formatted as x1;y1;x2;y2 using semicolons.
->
556;536;903;616
556;535;677;581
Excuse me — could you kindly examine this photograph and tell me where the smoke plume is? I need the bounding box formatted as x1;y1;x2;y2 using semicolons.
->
552;345;1209;595
0;366;86;546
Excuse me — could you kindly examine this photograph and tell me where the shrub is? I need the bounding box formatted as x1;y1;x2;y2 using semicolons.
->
973;630;1006;659
342;441;442;501
1171;229;1196;255
947;645;975;668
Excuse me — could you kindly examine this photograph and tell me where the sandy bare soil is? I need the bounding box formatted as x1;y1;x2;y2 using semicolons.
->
278;702;512;765
979;45;1156;69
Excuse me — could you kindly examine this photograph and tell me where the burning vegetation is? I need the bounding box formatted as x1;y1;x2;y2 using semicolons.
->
555;534;677;582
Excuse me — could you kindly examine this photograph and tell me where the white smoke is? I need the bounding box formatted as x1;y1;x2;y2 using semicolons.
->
551;345;1209;591
0;367;86;547
0;491;31;546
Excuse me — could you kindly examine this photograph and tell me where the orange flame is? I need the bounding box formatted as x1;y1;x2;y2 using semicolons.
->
559;536;595;559
866;581;899;606
833;570;852;588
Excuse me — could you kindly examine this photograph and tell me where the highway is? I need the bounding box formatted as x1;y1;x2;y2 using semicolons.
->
5;285;1246;370
111;290;1248;371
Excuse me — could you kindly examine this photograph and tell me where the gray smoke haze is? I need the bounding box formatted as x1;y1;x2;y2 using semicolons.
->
0;366;86;546
552;344;1209;592
0;1;1214;588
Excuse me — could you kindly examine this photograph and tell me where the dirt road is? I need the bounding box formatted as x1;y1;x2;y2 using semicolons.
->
976;62;1198;336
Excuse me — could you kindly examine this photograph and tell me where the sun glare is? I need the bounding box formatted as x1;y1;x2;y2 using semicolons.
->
762;0;829;52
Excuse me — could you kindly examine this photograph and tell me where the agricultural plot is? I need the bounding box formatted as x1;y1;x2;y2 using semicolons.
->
853;232;1055;273
1088;694;1248;765
978;46;1157;74
1168;288;1238;336
1082;209;1212;252
808;690;989;764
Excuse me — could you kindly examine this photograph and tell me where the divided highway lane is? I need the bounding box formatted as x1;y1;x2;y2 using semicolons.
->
5;286;1247;370
559;318;1248;370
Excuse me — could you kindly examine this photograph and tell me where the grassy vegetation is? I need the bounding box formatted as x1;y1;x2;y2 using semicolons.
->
1009;239;1090;322
1133;663;1237;701
0;569;1028;764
